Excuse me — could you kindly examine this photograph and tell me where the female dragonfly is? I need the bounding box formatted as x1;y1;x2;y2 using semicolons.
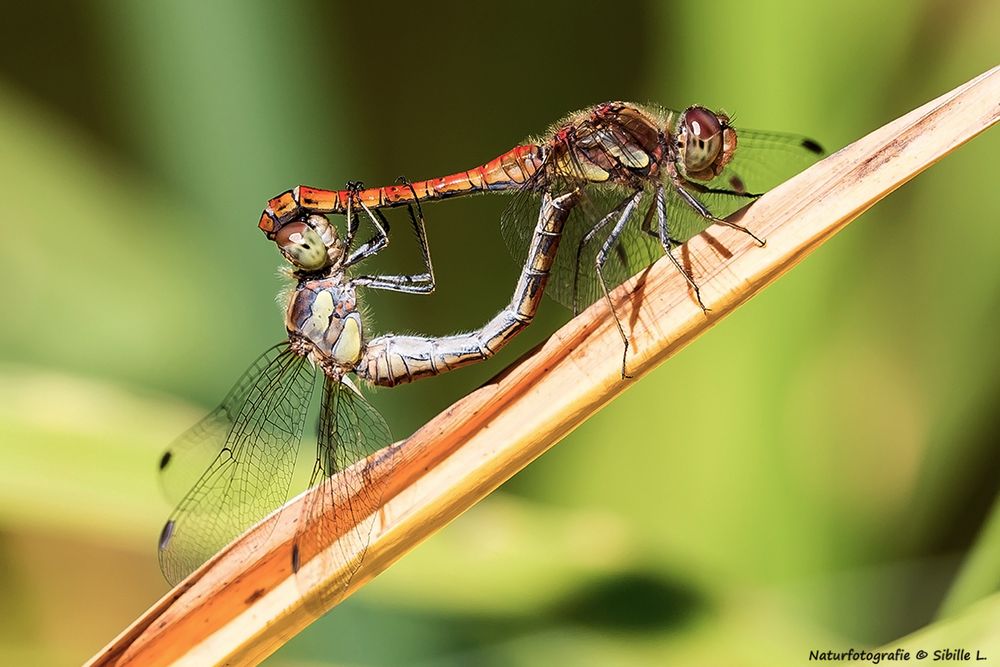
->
158;186;578;605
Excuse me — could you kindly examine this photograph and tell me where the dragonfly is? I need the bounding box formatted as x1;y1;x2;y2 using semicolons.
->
157;186;579;604
260;102;823;375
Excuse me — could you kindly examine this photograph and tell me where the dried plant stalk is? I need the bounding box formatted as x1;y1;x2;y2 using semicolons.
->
89;65;1000;666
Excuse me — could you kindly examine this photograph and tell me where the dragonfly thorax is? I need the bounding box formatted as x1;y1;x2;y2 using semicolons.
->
286;277;364;378
548;102;667;185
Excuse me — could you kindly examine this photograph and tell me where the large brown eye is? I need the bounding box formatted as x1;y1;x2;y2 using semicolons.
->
276;221;328;271
680;106;725;177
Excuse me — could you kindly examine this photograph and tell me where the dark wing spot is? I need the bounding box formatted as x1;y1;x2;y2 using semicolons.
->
801;138;824;154
158;519;175;551
159;450;172;470
291;543;301;573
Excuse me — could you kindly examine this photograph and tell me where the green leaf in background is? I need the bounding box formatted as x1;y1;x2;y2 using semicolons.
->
1;0;998;664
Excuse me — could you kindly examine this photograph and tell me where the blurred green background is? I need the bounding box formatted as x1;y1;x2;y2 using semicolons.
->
1;1;998;665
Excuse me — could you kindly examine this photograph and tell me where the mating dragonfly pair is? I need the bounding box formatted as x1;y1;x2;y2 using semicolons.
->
157;102;822;598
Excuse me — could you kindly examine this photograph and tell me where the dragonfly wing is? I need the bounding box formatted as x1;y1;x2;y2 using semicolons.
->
499;132;663;314
713;128;824;196
549;187;663;313
658;128;824;248
499;115;822;315
157;343;295;504
292;376;397;609
157;346;315;585
560;126;824;310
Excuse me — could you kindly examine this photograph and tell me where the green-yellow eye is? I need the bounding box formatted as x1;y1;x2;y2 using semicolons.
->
275;221;328;271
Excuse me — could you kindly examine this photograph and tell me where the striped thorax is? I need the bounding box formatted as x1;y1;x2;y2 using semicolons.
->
275;214;363;380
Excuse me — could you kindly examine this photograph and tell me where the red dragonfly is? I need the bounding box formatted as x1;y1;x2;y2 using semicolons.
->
261;102;822;372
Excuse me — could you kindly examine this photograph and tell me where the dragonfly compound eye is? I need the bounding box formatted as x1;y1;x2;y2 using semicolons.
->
275;220;329;271
679;106;735;180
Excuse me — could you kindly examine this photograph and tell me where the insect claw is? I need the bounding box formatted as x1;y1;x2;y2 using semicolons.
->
694;290;711;314
744;227;767;247
619;342;633;380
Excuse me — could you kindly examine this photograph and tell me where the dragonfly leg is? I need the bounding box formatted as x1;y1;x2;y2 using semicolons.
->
655;185;710;312
591;191;645;379
342;181;364;250
351;180;437;294
403;178;436;288
639;192;683;246
672;182;766;247
357;190;580;387
344;196;391;266
571;191;644;315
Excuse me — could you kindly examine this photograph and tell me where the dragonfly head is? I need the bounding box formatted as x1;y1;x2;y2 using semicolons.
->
275;215;343;272
676;106;737;181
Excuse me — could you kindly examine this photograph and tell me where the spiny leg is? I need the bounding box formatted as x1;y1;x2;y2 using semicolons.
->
572;191;642;315
352;179;437;294
343;181;365;249
400;177;436;289
654;185;710;312
639;190;683;246
672;181;766;247
591;190;644;379
344;195;391;266
357;190;580;387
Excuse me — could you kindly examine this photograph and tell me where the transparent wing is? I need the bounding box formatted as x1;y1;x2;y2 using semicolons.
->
712;128;824;197
157;343;293;504
500;139;663;314
292;376;397;609
660;127;825;252
551;186;663;313
502;181;663;313
157;345;315;585
503;190;665;315
501;122;823;313
664;179;756;241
